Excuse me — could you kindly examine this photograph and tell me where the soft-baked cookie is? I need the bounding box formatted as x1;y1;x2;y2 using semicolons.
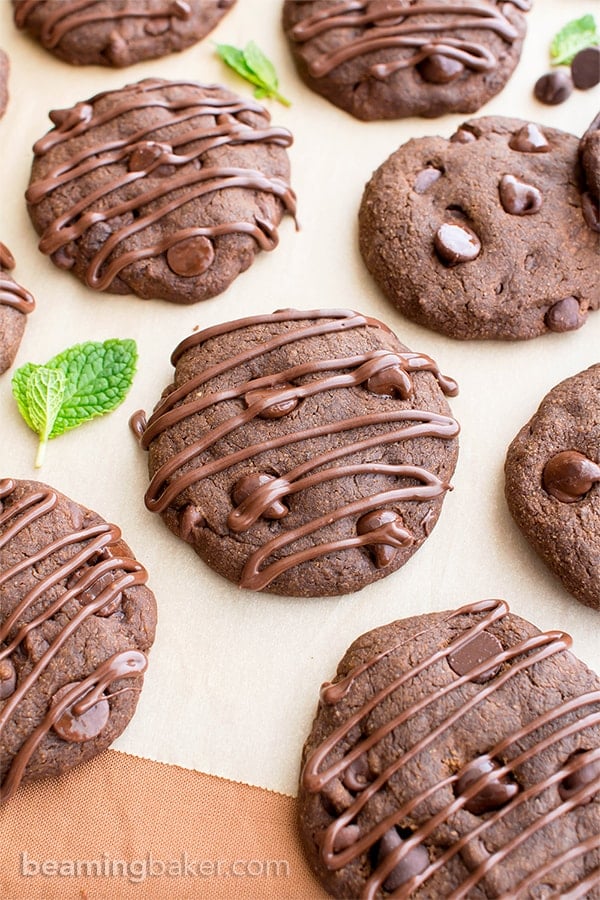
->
132;308;459;597
13;0;235;67
26;78;296;304
505;366;600;610
359;115;599;340
0;478;157;804
299;599;600;897
0;242;35;375
580;112;600;232
282;0;531;121
0;49;8;118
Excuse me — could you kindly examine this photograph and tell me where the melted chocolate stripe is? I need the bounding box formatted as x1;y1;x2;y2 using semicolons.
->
0;482;150;804
0;277;35;315
504;832;600;899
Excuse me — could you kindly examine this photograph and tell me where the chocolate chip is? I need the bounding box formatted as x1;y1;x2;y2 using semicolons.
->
434;223;481;265
0;659;16;700
559;751;600;801
509;123;550;153
571;47;600;90
52;684;110;743
450;129;476;144
333;824;361;851
357;509;411;569
414;167;442;194
534;71;573;105
343;754;373;792
366;364;412;398
448;631;503;683
455;757;519;814
499;175;542;215
166;236;215;277
231;473;288;520
543;451;600;503
418;54;464;84
179;504;206;544
129;142;168;172
545;296;584;333
377;828;429;891
244;384;299;418
582;192;600;232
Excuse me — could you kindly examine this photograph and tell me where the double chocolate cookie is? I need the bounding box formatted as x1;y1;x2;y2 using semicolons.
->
0;49;8;118
0;242;35;375
299;599;600;897
26;78;296;304
282;0;530;121
580;112;600;232
133;308;459;597
505;366;600;610
13;0;235;67
0;478;157;804
359;115;599;340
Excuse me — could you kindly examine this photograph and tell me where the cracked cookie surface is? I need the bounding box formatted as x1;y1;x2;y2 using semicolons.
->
298;599;600;897
133;308;459;597
359;115;599;340
505;365;600;610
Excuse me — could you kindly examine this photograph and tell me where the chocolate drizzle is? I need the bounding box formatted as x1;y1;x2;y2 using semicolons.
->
26;79;296;293
289;1;528;81
0;479;149;804
133;309;459;591
301;599;600;897
0;242;36;315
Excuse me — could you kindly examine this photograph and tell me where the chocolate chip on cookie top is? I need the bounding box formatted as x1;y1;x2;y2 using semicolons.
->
283;1;531;120
0;479;157;804
26;79;296;304
299;599;600;897
133;308;459;596
13;0;236;67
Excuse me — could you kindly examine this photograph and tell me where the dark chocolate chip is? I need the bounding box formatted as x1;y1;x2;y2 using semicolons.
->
559;751;600;801
545;296;584;333
418;54;464;84
179;504;206;544
582;192;600;232
509;123;550;153
543;451;600;503
166;236;214;277
52;684;110;743
534;71;573;105
450;129;476;144
455;757;519;814
244;383;299;418
377;828;429;891
499;174;543;215
434;223;481;265
414;167;443;193
343;754;373;792
571;47;600;90
0;659;16;700
231;473;288;520
448;631;503;683
357;509;410;569
366;365;412;399
333;824;361;851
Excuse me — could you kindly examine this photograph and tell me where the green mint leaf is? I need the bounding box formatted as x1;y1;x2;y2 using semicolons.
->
24;367;66;467
243;40;279;90
11;339;137;467
216;41;291;107
550;14;600;66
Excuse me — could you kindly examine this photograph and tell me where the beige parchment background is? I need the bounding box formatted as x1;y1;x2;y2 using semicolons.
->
0;0;598;797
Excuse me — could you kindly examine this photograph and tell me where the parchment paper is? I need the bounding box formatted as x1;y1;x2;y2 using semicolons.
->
0;0;598;797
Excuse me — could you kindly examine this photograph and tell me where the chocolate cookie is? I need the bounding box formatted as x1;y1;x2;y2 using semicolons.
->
0;49;8;118
132;308;459;597
26;78;296;304
359;115;599;340
13;0;235;67
282;0;530;121
0;478;157;804
0;242;35;375
299;598;600;897
580;112;600;232
505;366;600;610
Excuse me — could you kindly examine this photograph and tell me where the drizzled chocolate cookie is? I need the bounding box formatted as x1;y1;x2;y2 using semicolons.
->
505;366;600;610
0;49;8;118
26;78;296;304
359;115;599;340
13;0;235;67
299;599;600;897
0;479;157;804
282;0;530;121
0;242;35;375
132;309;459;597
580;112;600;233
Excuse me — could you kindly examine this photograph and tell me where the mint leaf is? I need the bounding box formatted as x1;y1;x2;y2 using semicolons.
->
11;339;137;467
216;41;291;107
25;367;66;467
550;14;600;66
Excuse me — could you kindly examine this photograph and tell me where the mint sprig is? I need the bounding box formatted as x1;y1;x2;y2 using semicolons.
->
550;14;600;66
12;339;137;467
216;41;291;107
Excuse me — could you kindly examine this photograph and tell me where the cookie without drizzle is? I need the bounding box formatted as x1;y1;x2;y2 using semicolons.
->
359;115;599;340
299;599;600;897
133;308;459;597
26;78;296;304
505;365;600;610
0;479;157;804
